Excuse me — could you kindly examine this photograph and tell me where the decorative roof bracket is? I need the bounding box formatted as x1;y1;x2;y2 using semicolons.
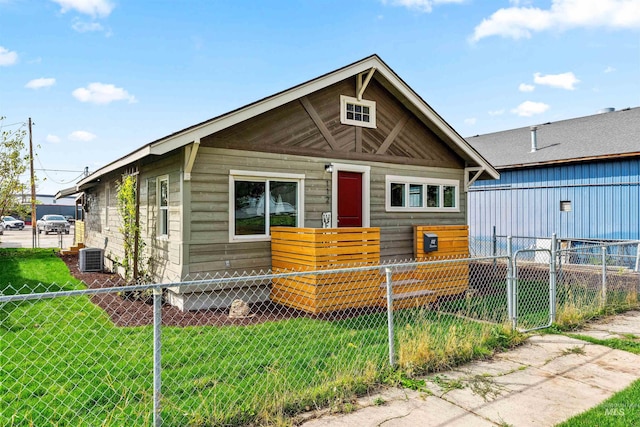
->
184;138;200;181
464;166;484;192
356;67;376;100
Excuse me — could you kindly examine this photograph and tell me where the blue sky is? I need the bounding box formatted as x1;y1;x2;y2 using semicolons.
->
1;0;639;194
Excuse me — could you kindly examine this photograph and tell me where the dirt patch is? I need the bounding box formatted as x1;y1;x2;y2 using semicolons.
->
59;253;382;327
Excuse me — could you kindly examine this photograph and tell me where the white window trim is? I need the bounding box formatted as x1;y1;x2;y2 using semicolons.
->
229;170;305;242
385;175;460;213
146;179;154;237
331;163;371;228
340;95;376;128
104;183;110;231
158;175;169;238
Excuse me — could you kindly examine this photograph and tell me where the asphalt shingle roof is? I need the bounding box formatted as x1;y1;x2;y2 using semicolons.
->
466;107;640;169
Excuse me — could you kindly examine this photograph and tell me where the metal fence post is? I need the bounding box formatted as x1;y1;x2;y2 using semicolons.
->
153;286;162;427
550;233;557;323
635;243;639;272
492;225;498;275
601;246;607;307
385;267;395;367
506;236;516;331
492;225;497;262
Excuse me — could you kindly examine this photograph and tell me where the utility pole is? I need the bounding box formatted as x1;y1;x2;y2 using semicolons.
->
29;118;36;249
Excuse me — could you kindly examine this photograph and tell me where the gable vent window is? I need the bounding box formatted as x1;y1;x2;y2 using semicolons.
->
560;200;572;212
340;95;376;128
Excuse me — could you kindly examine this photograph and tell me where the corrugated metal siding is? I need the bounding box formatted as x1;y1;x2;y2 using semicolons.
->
469;158;640;240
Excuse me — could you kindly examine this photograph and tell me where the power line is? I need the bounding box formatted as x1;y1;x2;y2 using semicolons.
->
0;120;27;128
33;168;86;173
33;153;87;184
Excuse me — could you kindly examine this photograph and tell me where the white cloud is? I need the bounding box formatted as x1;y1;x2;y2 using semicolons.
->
25;78;56;89
0;46;18;66
488;109;505;116
72;82;137;105
68;130;96;142
472;0;640;42
533;71;580;90
604;66;616;73
46;134;61;143
382;0;465;13
518;83;535;92
51;0;114;18
72;20;104;32
511;101;550;117
464;117;477;125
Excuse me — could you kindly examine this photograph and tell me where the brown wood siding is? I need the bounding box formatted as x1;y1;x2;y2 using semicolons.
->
186;148;332;276
84;151;184;282
138;152;184;281
186;147;466;278
370;163;466;262
84;173;125;270
201;78;463;169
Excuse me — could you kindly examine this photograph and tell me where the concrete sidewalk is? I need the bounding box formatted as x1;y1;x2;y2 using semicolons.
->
301;311;640;427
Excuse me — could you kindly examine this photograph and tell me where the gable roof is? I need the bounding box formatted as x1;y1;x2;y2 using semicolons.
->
466;107;640;169
77;54;498;189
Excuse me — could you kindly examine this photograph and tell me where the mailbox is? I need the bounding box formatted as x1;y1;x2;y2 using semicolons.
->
423;233;438;252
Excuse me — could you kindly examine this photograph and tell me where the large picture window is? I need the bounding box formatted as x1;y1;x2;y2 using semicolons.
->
230;170;304;241
386;175;459;212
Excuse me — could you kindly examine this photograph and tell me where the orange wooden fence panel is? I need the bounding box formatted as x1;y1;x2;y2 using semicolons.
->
271;227;382;314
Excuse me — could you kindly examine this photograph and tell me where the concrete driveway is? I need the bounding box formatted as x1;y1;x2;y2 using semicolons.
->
301;311;640;427
0;225;76;249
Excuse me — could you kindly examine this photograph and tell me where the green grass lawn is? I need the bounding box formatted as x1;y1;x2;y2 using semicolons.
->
1;249;523;426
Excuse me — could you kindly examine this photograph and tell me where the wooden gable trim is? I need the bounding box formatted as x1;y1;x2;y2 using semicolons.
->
376;113;410;155
355;127;362;153
78;55;498;189
357;68;376;100
299;96;340;151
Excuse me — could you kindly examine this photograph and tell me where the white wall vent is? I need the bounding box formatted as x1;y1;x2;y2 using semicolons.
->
79;248;104;272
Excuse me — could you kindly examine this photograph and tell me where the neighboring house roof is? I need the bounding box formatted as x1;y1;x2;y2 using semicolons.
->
466;107;640;169
77;54;497;189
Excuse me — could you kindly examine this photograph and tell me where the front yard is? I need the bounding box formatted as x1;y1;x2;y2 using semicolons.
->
0;249;522;426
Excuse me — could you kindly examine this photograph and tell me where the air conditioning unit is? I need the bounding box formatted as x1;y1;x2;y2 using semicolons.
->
79;248;104;272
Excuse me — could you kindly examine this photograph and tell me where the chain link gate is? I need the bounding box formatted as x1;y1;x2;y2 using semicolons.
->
509;245;557;332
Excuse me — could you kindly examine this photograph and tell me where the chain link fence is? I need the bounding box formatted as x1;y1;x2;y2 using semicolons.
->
1;241;639;426
471;231;640;272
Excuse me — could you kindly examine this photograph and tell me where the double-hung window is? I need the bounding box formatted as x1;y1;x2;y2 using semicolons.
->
230;170;304;241
386;175;459;212
158;176;169;237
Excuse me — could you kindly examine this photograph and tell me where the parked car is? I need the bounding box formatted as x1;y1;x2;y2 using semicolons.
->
2;216;25;230
64;215;76;224
37;215;70;235
0;222;4;235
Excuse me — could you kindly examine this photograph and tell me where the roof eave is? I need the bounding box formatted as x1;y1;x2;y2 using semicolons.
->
77;146;152;189
495;151;640;170
54;186;80;200
79;54;499;183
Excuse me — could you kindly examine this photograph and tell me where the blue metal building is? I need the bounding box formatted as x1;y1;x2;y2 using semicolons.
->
466;107;640;242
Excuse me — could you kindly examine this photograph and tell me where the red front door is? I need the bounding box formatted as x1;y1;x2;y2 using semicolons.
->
337;171;362;227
